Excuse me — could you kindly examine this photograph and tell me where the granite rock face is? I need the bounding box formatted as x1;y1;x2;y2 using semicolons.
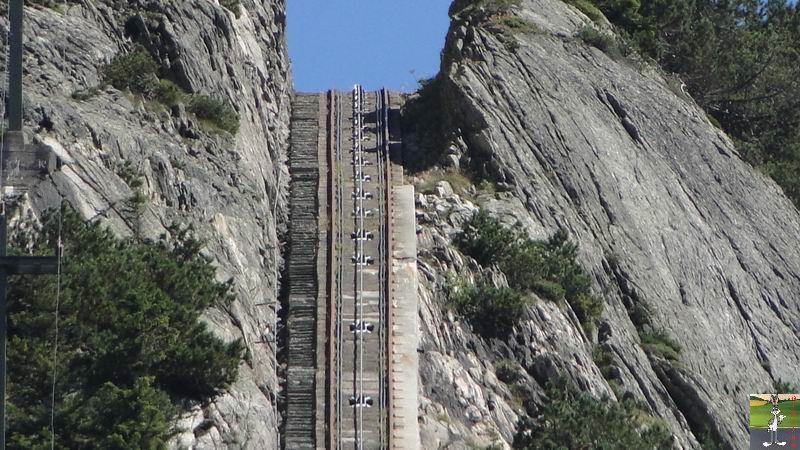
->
413;0;800;448
1;0;290;447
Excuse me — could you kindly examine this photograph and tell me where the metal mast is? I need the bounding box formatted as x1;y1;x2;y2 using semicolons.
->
0;0;60;447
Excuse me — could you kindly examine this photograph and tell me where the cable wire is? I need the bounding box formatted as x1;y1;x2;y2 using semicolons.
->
1;0;13;442
49;202;63;450
50;2;69;445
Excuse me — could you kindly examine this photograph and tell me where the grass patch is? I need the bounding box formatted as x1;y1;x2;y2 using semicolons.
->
448;275;529;339
639;329;681;362
449;1;531;51
623;297;683;363
495;15;540;34
490;15;541;51
577;25;622;58
495;358;521;383
562;0;605;23
456;211;603;331
170;156;187;171
436;412;453;424
450;0;521;18
188;95;240;135
415;168;474;196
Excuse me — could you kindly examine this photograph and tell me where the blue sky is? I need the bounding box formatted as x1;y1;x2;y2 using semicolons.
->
286;1;452;93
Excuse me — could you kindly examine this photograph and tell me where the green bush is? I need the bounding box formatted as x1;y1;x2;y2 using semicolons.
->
513;377;674;449
456;210;519;267
448;276;528;339
628;300;652;329
101;45;159;96
402;76;457;170
117;160;143;188
188;95;240;134
456;211;603;330
491;15;541;50
495;358;521;383
6;208;243;448
640;329;682;361
774;380;798;394
450;0;521;18
578;25;622;57
496;16;540;34
562;0;605;22
531;279;565;301
155;79;188;107
592;345;616;379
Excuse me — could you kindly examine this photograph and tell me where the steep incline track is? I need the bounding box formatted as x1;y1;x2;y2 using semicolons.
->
287;87;416;450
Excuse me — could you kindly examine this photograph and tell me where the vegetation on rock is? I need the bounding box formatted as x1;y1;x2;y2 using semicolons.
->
577;25;628;59
449;0;522;17
568;0;800;210
456;210;603;331
447;275;528;338
513;377;674;449
6;208;243;448
101;46;240;135
402;76;456;170
188;95;241;135
624;297;683;362
101;45;160;96
640;329;682;362
563;0;605;23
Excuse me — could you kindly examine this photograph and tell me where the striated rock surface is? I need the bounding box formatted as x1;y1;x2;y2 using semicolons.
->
2;0;290;447
413;0;800;448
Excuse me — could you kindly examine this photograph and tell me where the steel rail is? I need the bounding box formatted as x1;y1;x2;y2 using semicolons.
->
356;85;365;450
383;89;395;450
376;90;388;449
335;91;345;450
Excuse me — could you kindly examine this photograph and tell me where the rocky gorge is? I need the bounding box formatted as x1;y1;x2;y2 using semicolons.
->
2;0;799;448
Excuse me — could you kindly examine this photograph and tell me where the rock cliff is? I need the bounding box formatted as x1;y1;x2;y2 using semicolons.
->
411;0;800;448
7;0;800;448
1;0;290;447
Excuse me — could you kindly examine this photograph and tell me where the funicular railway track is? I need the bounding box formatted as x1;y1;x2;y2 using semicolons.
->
331;87;391;450
286;86;395;450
